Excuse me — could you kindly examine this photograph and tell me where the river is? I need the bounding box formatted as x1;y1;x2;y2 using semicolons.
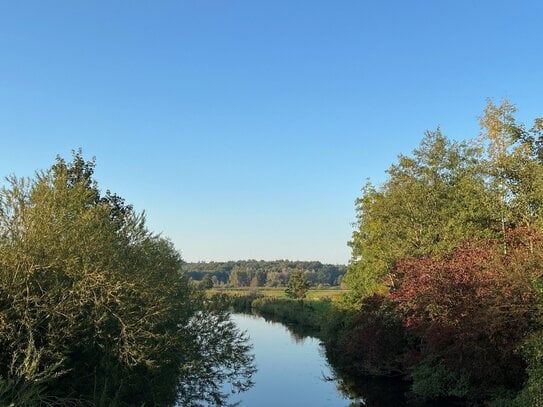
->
226;313;364;406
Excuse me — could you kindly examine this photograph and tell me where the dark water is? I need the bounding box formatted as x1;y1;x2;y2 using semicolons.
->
227;313;364;406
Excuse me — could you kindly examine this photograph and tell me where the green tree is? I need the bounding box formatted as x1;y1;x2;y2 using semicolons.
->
479;99;543;247
229;266;250;287
342;101;543;403
200;273;214;289
285;270;310;300
0;152;255;406
345;130;498;305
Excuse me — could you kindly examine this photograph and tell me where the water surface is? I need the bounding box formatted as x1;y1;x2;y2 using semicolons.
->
228;313;362;406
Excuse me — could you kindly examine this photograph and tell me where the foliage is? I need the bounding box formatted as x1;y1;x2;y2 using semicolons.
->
285;270;310;300
184;260;346;288
0;152;254;406
341;100;543;404
251;297;335;338
393;232;542;399
345;129;499;303
512;277;543;406
410;362;470;400
338;295;407;377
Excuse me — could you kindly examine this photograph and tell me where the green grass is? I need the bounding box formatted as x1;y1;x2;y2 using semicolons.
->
209;287;348;301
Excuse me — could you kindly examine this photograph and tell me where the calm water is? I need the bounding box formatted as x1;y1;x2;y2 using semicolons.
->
227;313;363;407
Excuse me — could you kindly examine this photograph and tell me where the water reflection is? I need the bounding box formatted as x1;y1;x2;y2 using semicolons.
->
220;311;461;407
287;328;308;344
237;312;417;407
229;313;364;406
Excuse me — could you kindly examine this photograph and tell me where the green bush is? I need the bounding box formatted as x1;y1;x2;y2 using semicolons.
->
0;153;254;406
410;361;470;399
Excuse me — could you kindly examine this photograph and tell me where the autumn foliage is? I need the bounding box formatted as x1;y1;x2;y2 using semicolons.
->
391;230;542;398
342;101;543;404
338;294;407;377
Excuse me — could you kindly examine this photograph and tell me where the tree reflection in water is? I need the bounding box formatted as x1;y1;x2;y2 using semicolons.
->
253;311;410;407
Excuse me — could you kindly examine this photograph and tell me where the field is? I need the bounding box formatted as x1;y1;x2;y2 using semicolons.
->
209;287;348;301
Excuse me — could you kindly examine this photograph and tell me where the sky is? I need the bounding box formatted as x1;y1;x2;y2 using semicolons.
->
0;1;542;264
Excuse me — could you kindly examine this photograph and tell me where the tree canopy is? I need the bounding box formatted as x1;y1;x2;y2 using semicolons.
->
0;152;254;406
184;260;346;288
341;100;543;404
285;270;310;300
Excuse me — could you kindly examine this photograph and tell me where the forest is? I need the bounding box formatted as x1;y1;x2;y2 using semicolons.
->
184;260;346;288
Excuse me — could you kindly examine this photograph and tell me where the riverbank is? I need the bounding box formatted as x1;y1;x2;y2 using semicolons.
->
227;297;414;406
209;287;349;300
212;291;342;338
216;292;469;407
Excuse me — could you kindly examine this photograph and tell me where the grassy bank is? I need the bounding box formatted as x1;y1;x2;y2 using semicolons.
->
209;288;350;341
208;288;349;343
214;292;462;406
213;290;355;361
251;297;332;334
209;287;348;301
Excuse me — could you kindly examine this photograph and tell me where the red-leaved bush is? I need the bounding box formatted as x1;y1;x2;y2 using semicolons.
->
391;229;543;396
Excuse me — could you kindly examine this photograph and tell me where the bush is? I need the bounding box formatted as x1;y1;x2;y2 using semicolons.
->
337;295;407;377
0;153;254;406
410;361;470;399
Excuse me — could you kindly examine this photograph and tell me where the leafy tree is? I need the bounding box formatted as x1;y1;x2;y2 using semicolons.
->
341;101;543;404
255;269;267;286
229;266;250;287
345;130;498;305
285;270;310;300
479;99;543;245
265;271;282;287
338;295;407;377
0;152;255;406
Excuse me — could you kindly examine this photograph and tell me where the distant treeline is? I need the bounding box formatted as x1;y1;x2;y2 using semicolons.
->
184;260;346;288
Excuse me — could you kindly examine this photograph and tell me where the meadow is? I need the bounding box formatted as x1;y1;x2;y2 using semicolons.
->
209;287;348;301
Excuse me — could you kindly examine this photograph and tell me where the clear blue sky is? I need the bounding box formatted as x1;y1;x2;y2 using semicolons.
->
1;1;542;264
